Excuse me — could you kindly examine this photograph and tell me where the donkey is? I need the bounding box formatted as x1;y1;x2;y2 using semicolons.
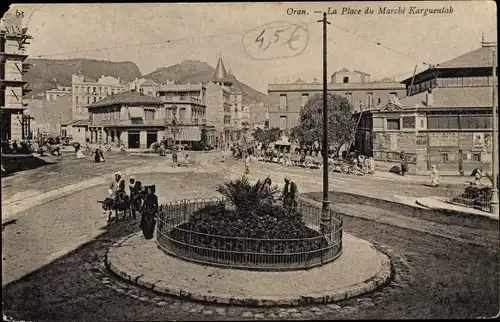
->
98;192;133;223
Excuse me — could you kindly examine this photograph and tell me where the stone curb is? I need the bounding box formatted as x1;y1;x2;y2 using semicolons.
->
414;198;499;221
105;233;392;307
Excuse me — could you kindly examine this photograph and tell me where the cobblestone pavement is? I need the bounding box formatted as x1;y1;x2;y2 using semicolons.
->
2;154;498;320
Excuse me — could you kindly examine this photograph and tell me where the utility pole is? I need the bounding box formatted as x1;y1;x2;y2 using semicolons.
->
318;12;331;234
490;48;499;215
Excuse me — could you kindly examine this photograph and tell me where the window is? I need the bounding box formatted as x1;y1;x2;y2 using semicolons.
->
343;77;349;83
420;119;425;128
377;97;381;104
345;93;353;105
87;97;90;104
427;115;459;129
472;153;481;162
460;115;489;129
402;116;416;129
93;87;96;93
387;119;400;130
301;94;309;108
279;94;287;111
279;116;287;130
366;93;373;108
441;153;449;162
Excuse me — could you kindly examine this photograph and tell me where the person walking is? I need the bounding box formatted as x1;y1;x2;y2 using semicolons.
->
282;176;298;211
129;176;143;219
140;185;158;240
94;148;105;163
458;149;464;176
244;155;251;174
430;165;440;187
400;151;408;176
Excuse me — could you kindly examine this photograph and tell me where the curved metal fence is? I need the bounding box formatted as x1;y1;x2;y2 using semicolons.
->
446;184;492;212
156;198;343;271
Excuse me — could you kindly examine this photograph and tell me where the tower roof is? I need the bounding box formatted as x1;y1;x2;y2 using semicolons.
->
213;57;232;85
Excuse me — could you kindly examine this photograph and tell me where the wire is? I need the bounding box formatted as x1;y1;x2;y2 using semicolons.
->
32;19;435;68
33;29;244;58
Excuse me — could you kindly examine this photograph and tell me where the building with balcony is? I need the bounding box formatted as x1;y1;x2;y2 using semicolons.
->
267;69;406;133
87;91;166;148
355;42;497;174
130;78;158;97
0;11;32;141
158;84;207;149
87;90;207;149
45;86;71;102
71;74;128;121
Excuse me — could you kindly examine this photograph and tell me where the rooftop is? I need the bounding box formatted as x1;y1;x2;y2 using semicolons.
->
213;57;233;85
437;46;495;69
87;91;163;108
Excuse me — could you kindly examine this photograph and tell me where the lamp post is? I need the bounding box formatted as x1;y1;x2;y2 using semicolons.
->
318;12;331;234
490;48;499;215
166;108;183;150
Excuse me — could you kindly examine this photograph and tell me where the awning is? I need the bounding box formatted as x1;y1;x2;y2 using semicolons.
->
128;107;144;119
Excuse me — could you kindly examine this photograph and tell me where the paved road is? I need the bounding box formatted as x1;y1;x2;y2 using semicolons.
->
2;153;498;320
2;172;224;287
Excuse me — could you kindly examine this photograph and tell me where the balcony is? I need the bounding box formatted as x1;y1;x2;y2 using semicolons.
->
162;96;204;105
163;117;207;126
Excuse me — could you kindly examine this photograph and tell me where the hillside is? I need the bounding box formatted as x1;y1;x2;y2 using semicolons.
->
144;60;270;105
24;58;142;96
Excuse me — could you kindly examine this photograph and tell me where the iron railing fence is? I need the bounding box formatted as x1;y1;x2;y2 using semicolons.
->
446;184;492;212
156;197;343;271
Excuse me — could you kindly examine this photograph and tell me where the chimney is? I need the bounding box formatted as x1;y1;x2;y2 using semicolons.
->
426;89;433;107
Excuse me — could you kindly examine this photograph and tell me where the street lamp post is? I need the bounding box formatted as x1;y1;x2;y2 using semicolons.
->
490;49;499;215
318;12;331;234
165;108;183;150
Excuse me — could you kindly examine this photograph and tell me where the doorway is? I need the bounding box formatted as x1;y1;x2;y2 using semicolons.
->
146;131;158;148
128;132;140;149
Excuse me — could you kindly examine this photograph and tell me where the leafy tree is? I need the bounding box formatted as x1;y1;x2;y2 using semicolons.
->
252;127;282;149
290;93;357;156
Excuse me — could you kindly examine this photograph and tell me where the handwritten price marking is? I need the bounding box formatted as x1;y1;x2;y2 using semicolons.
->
243;21;308;60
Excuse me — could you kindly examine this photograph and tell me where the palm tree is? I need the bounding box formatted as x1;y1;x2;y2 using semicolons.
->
215;176;279;214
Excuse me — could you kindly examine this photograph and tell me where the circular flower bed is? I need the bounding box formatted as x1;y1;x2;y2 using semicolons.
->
157;176;342;270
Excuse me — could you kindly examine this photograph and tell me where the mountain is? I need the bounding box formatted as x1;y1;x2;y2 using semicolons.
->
24;58;142;96
143;60;270;105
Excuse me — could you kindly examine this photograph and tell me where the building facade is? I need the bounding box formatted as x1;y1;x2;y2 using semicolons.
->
267;69;406;133
356;43;497;174
87;91;165;148
129;78;158;97
0;11;32;141
87;91;207;149
71;74;128;121
45;86;71;102
157;82;207;148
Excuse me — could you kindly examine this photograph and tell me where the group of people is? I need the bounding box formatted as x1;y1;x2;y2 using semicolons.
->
260;175;298;211
106;172;159;238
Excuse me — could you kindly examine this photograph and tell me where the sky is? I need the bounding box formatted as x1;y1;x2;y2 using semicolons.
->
5;1;498;93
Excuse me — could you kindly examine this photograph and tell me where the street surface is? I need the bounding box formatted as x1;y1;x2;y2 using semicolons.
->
2;153;498;320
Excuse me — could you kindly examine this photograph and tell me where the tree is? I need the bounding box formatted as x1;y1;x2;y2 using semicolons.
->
252;127;282;149
290;93;357;155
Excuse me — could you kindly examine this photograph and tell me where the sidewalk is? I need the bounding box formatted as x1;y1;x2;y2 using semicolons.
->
415;197;499;221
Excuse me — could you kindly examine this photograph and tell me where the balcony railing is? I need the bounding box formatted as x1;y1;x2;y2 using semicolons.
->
162;96;204;105
164;117;207;125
